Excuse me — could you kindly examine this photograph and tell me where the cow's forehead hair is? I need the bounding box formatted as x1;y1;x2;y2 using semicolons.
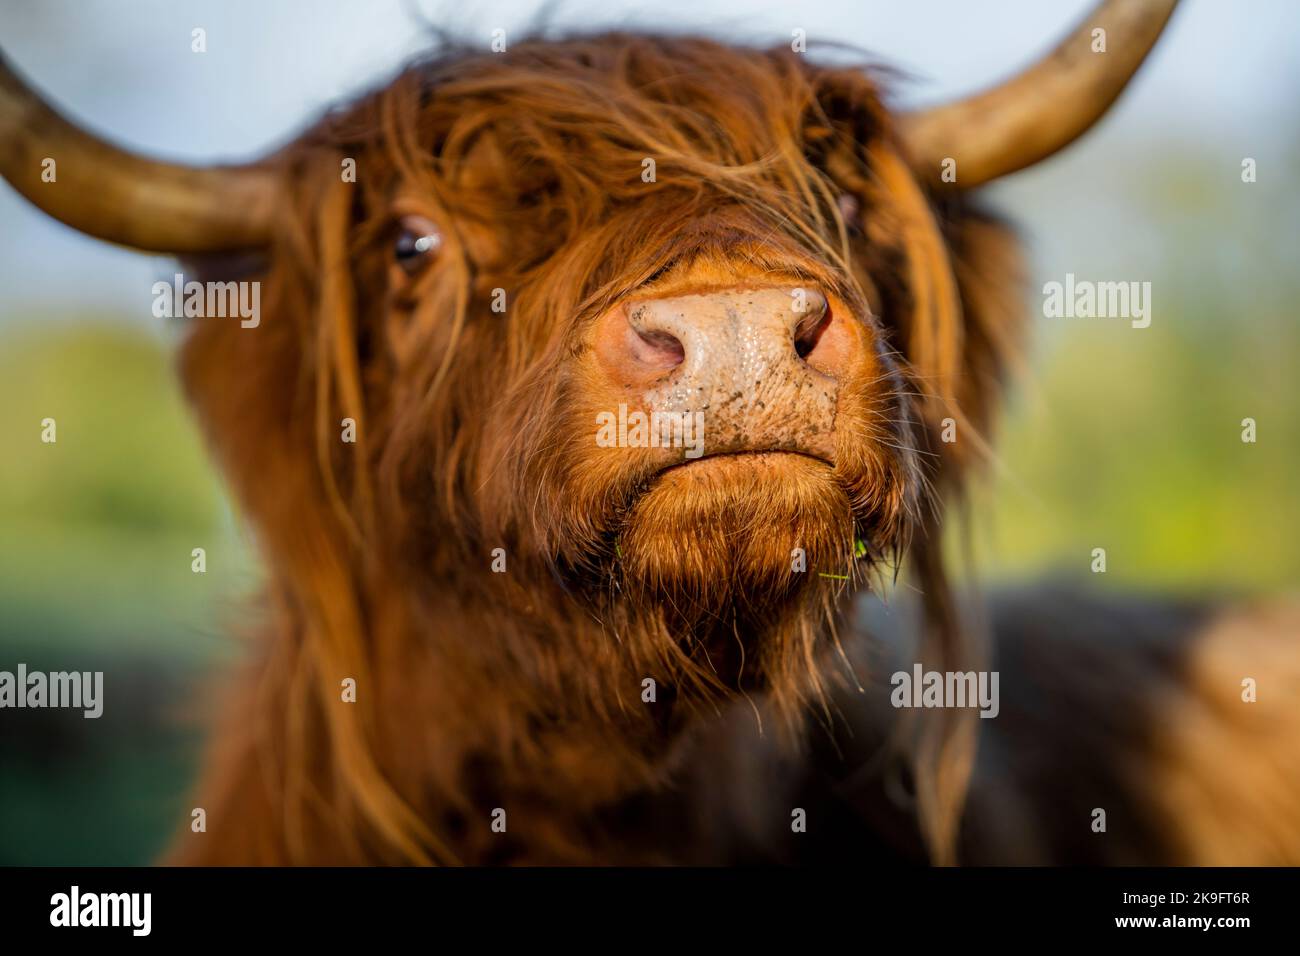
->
316;32;888;185
301;32;893;300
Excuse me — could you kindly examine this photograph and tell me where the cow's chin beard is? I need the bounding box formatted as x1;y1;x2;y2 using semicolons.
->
531;448;886;715
615;452;856;626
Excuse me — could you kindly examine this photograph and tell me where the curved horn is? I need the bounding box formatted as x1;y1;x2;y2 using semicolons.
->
0;51;277;252
901;0;1180;188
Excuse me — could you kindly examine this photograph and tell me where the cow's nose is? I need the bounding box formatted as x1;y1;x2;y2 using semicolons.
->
594;286;856;460
628;287;831;368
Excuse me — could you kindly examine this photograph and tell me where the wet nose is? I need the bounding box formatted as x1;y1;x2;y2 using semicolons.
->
594;286;859;460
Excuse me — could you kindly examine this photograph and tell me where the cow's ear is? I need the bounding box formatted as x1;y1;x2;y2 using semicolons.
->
932;205;1028;460
804;66;888;171
857;142;1027;478
178;157;374;547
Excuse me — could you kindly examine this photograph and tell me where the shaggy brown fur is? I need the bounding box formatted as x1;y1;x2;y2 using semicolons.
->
167;34;1025;865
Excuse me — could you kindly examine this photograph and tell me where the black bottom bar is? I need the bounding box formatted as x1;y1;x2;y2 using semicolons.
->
1;866;1288;942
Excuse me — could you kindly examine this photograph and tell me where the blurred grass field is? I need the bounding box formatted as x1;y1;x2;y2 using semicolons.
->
973;304;1300;590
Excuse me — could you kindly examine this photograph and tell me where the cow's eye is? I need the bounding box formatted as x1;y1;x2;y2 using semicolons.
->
837;193;863;237
393;215;442;274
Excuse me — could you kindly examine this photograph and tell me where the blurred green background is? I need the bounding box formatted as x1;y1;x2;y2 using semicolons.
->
1;0;1297;865
0;322;254;864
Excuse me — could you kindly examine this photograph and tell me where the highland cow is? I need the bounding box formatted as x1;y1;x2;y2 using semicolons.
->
4;0;1298;865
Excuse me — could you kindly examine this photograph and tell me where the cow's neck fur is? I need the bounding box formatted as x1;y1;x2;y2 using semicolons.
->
175;545;822;865
372;561;826;864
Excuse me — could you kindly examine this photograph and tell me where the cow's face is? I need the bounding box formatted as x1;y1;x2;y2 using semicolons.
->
325;38;928;643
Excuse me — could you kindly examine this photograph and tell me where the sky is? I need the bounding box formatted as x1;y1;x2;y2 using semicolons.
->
2;0;1297;321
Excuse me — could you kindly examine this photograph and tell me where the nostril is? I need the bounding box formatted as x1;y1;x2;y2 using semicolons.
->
794;297;832;360
629;326;686;369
